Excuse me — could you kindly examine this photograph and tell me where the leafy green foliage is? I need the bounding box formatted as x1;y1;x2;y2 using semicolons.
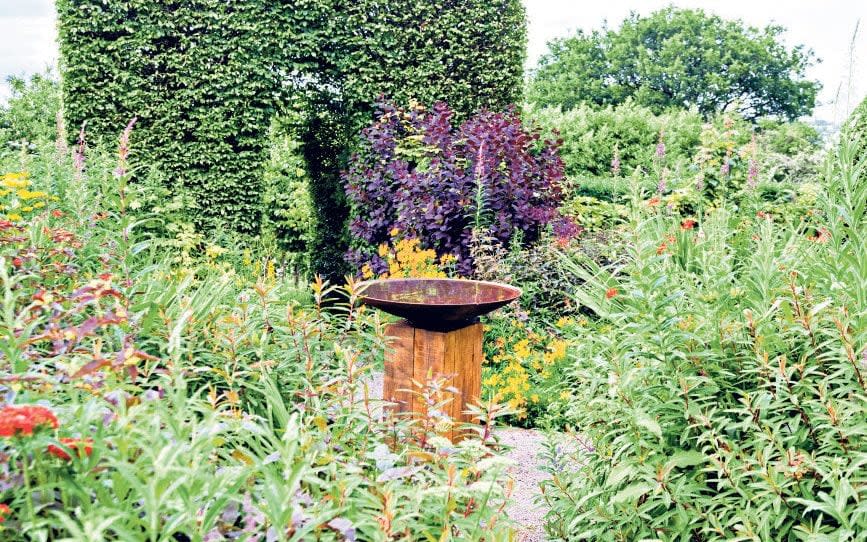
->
540;138;867;540
0;71;61;152
529;7;820;120
57;0;527;279
0;126;516;541
843;95;867;164
260;119;314;273
528;102;702;178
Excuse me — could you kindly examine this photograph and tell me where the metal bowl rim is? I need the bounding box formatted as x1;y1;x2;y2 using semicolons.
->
357;278;522;307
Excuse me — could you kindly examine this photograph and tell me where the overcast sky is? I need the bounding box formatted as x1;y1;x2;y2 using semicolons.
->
1;0;865;123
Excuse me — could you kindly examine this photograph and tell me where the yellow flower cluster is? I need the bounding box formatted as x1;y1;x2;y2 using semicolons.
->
361;229;454;279
1;172;54;222
483;320;571;419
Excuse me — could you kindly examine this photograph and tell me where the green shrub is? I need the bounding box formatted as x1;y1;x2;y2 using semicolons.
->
843;95;867;163
564;176;633;202
0;70;61;155
756;119;822;155
559;195;630;232
260;119;314;274
527;101;703;178
540;138;867;540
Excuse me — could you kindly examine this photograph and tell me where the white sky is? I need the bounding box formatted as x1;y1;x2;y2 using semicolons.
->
1;0;866;123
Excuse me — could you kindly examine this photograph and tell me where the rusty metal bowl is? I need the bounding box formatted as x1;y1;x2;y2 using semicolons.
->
358;278;521;329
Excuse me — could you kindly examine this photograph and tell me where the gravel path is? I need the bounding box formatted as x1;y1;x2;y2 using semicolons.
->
362;370;551;541
496;427;549;542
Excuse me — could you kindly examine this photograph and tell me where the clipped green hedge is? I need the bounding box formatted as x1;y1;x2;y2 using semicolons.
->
57;0;526;279
56;0;309;232
332;1;526;121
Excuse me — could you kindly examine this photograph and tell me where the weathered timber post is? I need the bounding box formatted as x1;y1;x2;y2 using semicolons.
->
383;320;483;442
359;279;520;442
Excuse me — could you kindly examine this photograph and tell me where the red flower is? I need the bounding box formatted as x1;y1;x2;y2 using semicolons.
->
11;257;22;267
680;219;697;230
0;503;10;523
51;210;64;218
47;437;94;461
605;288;618;299
0;405;59;437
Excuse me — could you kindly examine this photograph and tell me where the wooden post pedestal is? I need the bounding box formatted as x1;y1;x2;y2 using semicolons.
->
383;320;483;441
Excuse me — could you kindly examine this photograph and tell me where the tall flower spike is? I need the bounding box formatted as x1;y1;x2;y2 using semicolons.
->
746;134;758;189
611;145;621;176
114;117;138;179
73;122;87;181
655;130;666;162
55;110;68;158
657;168;667;194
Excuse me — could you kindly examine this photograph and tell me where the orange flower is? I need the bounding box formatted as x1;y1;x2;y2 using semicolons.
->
680;219;697;230
51;209;64;218
605;288;618;299
0;503;10;523
647;197;661;207
0;405;58;437
657;242;668;255
47;437;94;461
809;227;831;244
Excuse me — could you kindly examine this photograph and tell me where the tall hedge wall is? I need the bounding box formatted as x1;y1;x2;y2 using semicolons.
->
57;0;526;278
301;0;527;280
56;1;314;232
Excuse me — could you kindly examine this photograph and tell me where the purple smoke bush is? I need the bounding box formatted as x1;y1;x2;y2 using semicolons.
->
344;101;565;275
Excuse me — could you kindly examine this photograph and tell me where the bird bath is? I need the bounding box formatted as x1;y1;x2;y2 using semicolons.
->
359;278;520;440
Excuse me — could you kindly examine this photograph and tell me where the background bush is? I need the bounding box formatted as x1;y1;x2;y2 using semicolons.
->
260;118;314;276
0;71;62;155
529;102;702;179
345;101;565;276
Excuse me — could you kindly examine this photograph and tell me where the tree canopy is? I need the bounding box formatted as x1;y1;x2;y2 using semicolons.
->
528;7;820;120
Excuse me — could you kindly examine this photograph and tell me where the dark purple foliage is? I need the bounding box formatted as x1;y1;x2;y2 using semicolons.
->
344;101;565;275
552;216;584;245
